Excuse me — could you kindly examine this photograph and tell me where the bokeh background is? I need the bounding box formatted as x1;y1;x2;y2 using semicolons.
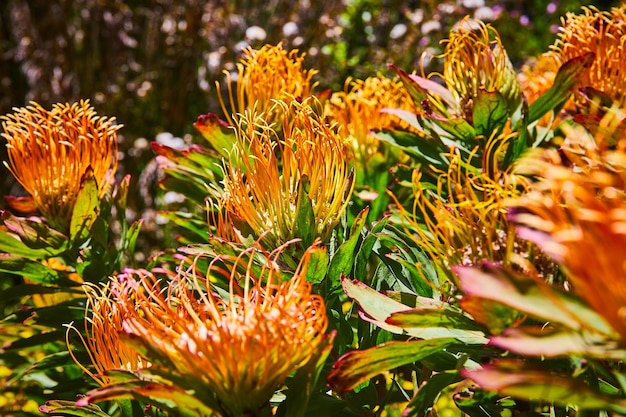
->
0;0;619;256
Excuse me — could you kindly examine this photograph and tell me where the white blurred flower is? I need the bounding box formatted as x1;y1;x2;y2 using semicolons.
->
246;26;267;41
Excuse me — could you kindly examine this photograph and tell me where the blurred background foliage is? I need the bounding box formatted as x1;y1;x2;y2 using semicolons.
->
0;0;619;257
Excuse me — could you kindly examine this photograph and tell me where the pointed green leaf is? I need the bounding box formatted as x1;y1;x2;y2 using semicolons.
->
354;216;390;280
404;371;464;417
282;331;336;417
1;211;68;251
473;89;509;137
304;245;330;284
373;130;449;172
489;327;626;359
70;168;100;242
463;366;626;413
40;400;112;416
459;295;523;335
328;207;369;287
341;275;411;333
327;338;457;392
0;253;61;282
387;308;484;332
503;96;530;167
381;108;422;132
454;263;615;337
193;112;236;157
77;379;218;417
294;175;316;248
528;53;595;123
433;116;477;143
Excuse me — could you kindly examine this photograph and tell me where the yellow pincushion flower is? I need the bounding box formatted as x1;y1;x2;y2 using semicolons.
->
218;43;317;125
390;133;549;290
549;6;626;108
213;98;355;248
441;18;521;115
1;100;120;231
325;74;417;161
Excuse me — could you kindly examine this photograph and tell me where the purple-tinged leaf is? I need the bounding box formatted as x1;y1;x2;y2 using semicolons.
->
327;338;457;392
342;277;487;343
454;262;615;336
40;400;110;416
489;326;625;359
408;74;457;109
462;364;626;413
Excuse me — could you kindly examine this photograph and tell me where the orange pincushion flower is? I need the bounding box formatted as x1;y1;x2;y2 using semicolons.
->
68;280;146;385
548;6;626;108
510;115;626;342
213;98;355;248
1;100;120;231
325;74;417;160
103;245;330;415
218;43;317;125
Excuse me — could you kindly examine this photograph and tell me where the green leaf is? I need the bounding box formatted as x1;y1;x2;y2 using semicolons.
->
404;371;464;417
0;283;80;299
193;112;237;157
473;89;509;138
527;53;595;123
294;175;316;248
1;210;68;251
354;216;390;281
327;207;369;288
0;253;61;282
0;225;64;259
489;327;626;359
381;108;422;132
459;296;523;335
341;275;426;333
454;263;615;337
373;130;449;172
159;211;208;242
70;168;100;242
3;330;67;351
390;65;431;108
77;378;219;417
503;97;530;167
327;338;457;392
40;400;112;416
281;331;336;417
374;227;437;296
304;246;329;284
341;276;487;344
387;308;484;332
463;365;626;413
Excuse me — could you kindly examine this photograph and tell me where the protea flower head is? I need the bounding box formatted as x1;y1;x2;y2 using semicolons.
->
442;18;521;116
95;244;331;416
510;114;626;342
390;135;545;290
217;43;317;125
325;74;417;161
549;6;626;108
68;279;146;385
1;100;120;231
213;97;355;248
